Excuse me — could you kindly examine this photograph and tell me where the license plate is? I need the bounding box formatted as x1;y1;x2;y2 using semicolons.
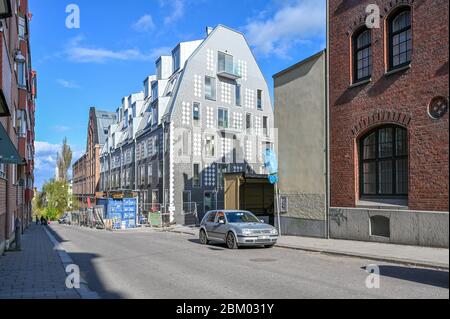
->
259;236;270;240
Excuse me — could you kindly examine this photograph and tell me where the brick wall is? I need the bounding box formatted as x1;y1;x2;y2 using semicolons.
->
329;0;449;211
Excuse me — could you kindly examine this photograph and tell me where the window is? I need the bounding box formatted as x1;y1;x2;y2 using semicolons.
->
218;108;229;129
193;163;201;188
236;84;241;106
172;45;181;72
206;211;217;223
218;164;228;189
0;163;6;179
17;62;26;87
17;110;26;137
360;126;408;197
205;76;216;100
246;113;252;133
389;7;412;69
257;90;263;110
353;28;372;82
204;192;217;213
218;51;233;74
158;161;163;179
18;16;26;40
205;134;216;157
263;116;269;137
151;83;158;102
193;102;201;125
140;165;146;186
147;163;153;184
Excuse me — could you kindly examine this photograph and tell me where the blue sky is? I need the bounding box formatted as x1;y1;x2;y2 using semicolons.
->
30;0;326;189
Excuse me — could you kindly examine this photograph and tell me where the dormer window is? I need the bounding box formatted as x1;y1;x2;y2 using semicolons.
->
172;45;181;72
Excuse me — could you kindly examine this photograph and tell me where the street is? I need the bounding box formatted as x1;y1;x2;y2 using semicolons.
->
47;224;449;299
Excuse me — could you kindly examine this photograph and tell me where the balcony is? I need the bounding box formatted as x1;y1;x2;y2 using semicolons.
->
217;53;241;80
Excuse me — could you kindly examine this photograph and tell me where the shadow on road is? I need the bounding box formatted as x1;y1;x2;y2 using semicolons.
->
362;265;449;289
68;252;124;299
188;239;270;250
48;226;123;299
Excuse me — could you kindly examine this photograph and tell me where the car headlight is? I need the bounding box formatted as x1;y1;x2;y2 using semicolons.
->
270;228;278;235
242;229;253;236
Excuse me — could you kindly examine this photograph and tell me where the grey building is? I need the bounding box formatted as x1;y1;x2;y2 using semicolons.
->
273;50;328;238
100;25;274;226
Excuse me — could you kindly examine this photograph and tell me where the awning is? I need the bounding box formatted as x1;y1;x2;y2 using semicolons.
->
0;122;24;164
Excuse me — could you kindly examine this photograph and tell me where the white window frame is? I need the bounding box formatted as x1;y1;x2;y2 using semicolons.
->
205;76;217;101
193;102;201;126
218;107;229;129
205;134;216;158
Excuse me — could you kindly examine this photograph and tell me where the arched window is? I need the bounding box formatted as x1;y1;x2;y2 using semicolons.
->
353;28;372;82
389;7;412;70
360;125;408;197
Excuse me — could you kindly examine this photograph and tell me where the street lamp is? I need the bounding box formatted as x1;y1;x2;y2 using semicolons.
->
0;0;12;19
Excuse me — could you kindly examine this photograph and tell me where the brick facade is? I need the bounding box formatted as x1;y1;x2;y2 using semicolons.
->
329;0;449;211
0;0;37;253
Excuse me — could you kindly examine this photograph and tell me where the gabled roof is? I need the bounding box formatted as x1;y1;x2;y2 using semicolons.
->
90;107;117;146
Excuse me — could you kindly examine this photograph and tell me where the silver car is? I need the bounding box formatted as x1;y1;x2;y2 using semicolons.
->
199;210;279;249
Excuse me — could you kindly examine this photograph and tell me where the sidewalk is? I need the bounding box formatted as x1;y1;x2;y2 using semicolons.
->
165;225;449;270
0;224;80;299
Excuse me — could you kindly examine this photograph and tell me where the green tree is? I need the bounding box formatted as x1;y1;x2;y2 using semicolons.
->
57;137;72;181
39;179;70;220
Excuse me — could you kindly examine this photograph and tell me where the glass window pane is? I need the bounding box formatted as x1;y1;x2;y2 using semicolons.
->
396;128;407;156
396;159;408;194
378;160;393;194
363;132;377;160
378;128;393;158
363;162;377;195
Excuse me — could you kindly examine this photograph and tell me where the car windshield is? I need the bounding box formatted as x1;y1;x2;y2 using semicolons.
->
225;211;260;223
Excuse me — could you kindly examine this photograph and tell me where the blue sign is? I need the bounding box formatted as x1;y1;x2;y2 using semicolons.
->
268;174;279;185
264;148;278;174
264;148;279;184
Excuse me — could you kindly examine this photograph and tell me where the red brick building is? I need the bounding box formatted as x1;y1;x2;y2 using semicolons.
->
0;0;37;253
72;107;116;209
328;0;448;247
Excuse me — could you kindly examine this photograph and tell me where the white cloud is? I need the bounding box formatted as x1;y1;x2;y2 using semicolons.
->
34;141;85;189
132;14;155;32
64;36;169;63
243;0;326;58
35;141;61;155
57;79;80;89
160;0;185;25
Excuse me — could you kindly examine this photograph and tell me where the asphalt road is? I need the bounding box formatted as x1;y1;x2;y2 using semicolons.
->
49;224;449;299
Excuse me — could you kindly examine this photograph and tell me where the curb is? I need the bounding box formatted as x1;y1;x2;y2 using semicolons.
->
275;244;449;271
165;229;448;270
43;227;100;299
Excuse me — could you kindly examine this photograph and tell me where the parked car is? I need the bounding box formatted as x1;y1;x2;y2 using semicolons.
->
199;210;278;249
58;214;70;225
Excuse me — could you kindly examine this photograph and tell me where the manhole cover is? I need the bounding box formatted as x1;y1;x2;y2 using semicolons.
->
250;258;277;263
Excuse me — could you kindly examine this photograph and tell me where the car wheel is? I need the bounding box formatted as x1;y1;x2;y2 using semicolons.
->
199;229;209;245
226;232;238;250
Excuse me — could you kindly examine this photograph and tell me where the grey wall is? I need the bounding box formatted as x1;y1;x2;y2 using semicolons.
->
273;51;327;238
330;208;449;248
